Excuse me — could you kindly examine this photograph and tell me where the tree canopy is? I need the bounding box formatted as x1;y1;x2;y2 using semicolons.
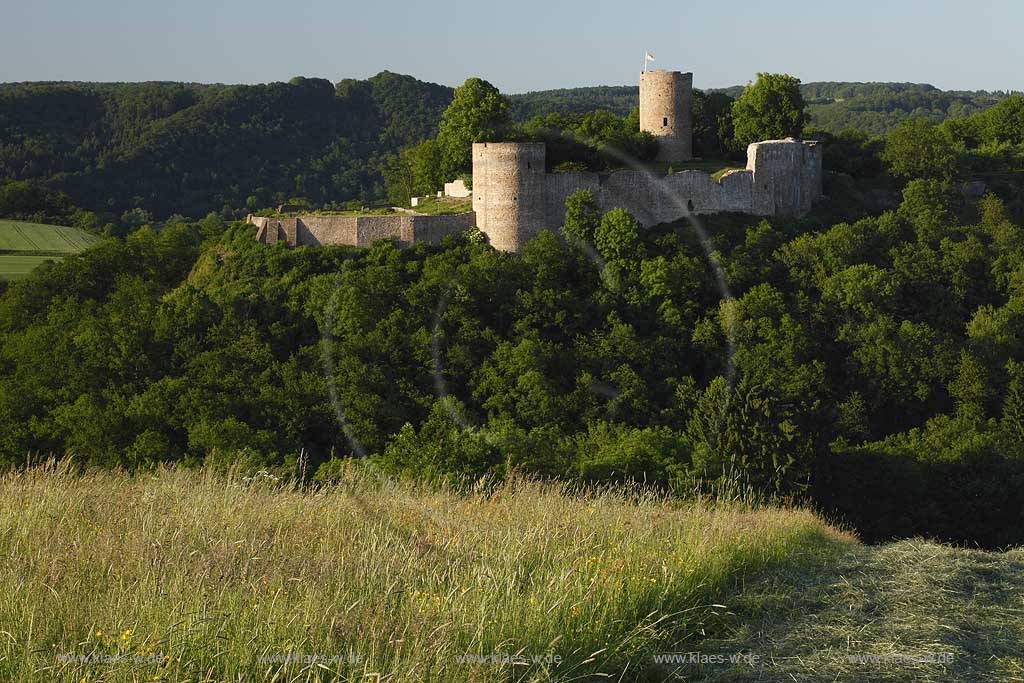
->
731;73;809;147
436;78;510;180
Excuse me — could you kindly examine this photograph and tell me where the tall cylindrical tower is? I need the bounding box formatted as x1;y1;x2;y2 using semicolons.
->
639;70;693;162
471;142;547;253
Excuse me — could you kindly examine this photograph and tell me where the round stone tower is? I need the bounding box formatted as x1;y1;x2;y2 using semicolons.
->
639;70;693;162
471;142;547;253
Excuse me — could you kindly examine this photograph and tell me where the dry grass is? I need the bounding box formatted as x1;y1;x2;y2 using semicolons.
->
683;540;1024;682
0;461;851;682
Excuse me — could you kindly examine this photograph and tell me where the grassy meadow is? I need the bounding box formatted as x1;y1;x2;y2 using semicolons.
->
0;462;853;683
0;220;101;279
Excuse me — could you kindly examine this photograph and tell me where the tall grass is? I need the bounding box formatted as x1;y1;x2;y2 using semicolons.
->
0;461;855;682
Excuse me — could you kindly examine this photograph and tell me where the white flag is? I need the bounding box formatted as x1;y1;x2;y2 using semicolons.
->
645;52;655;61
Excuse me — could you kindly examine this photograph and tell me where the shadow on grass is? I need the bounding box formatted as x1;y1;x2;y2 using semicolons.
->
652;539;1024;682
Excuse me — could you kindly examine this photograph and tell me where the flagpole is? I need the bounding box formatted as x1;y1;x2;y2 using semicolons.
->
643;52;648;73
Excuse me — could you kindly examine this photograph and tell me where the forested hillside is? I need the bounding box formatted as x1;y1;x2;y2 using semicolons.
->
804;82;1008;135
0;73;453;218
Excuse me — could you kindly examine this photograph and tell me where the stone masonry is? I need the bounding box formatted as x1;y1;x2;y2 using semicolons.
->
639;70;693;162
473;138;822;252
249;212;476;248
470;142;547;253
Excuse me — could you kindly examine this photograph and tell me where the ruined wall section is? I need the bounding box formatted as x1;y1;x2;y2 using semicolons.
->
249;213;474;248
405;213;478;245
472;142;547;253
540;166;770;232
639;70;693;162
747;138;823;217
296;215;360;245
250;216;271;243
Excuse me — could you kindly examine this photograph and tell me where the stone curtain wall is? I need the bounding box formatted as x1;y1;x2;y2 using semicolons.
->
297;215;360;245
639;71;693;162
544;172;601;230
747;139;823;217
249;213;475;248
541;169;769;231
406;213;478;244
474;138;823;252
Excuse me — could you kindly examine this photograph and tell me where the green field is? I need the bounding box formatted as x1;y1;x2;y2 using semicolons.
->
0;220;101;279
0;254;61;278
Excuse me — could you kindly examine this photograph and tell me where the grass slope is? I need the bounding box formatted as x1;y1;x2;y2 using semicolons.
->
687;540;1024;682
0;219;101;279
3;464;1020;682
0;463;849;683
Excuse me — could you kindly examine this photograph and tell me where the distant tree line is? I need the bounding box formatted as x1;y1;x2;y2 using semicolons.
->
510;80;1014;137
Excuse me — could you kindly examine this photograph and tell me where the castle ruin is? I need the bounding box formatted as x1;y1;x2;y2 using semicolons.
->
250;68;823;253
471;136;822;252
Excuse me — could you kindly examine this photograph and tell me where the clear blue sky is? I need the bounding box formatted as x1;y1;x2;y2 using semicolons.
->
2;0;1020;93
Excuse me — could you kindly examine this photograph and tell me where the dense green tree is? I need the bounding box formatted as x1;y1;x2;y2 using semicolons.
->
1000;361;1024;447
571;421;691;486
686;376;818;494
731;73;809;148
594;208;641;264
561;189;601;245
436;78;510;180
980;94;1024;144
882;118;959;181
691;91;736;159
383;139;444;205
897;179;952;243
